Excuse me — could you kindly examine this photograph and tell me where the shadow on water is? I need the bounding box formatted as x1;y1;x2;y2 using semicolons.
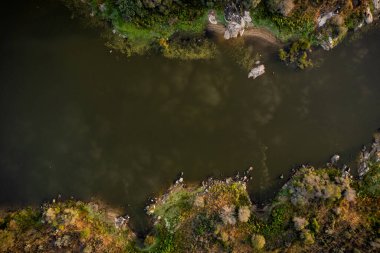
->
1;0;380;231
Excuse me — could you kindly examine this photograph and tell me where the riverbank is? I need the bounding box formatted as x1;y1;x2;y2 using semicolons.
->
1;132;379;252
62;0;380;65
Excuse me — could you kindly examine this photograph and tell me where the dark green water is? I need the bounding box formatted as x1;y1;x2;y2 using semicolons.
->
1;0;380;230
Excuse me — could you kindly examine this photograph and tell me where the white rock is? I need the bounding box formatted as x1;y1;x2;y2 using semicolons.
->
357;21;364;30
114;216;128;229
330;154;340;164
318;12;336;27
243;11;252;25
224;30;231;40
224;15;247;40
208;13;218;25
365;7;373;24
373;0;380;11
228;21;243;38
248;65;265;79
321;36;334;51
239;28;245;37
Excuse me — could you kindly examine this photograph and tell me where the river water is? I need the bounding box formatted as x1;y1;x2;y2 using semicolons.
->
1;0;380;230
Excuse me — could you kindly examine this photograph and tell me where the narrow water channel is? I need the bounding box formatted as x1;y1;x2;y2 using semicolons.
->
1;0;380;230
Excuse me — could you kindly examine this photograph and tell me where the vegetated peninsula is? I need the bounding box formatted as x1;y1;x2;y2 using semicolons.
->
63;0;380;70
0;127;379;252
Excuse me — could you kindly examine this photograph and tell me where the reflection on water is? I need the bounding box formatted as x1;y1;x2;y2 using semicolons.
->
1;1;380;230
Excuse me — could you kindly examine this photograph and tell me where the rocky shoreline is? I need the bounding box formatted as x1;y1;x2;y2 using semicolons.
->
1;131;379;252
61;0;380;78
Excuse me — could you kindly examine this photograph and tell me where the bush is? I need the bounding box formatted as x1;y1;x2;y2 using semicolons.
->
300;229;315;245
310;218;320;233
293;216;308;231
238;206;251;223
251;234;266;250
278;39;313;69
267;0;295;17
0;230;15;252
360;162;380;197
162;35;218;60
220;205;237;225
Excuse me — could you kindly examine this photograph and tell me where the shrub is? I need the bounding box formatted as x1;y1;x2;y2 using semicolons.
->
300;229;315;245
220;205;237;225
279;39;313;69
310;218;320;233
0;230;15;252
278;48;287;61
238;206;251;223
293;216;308;231
251;234;266;250
267;0;296;17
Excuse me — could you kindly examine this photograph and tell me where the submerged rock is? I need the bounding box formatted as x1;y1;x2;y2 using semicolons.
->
248;64;265;79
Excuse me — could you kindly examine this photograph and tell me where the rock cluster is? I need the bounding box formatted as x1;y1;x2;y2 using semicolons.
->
223;11;252;40
358;131;380;177
320;36;335;51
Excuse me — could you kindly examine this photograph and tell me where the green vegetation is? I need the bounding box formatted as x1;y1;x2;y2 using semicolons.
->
251;233;266;250
279;39;313;69
63;0;216;58
161;33;218;60
251;3;315;43
0;201;135;252
1;155;380;252
62;0;376;65
359;162;380;197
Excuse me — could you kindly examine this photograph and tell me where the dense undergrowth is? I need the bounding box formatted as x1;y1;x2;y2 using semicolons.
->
1;134;379;252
